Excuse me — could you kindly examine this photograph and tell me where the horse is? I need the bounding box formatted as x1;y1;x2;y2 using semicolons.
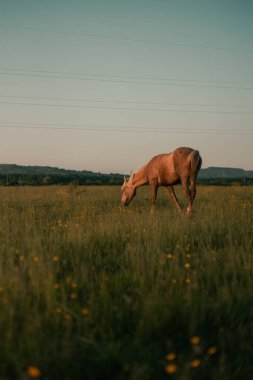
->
121;147;202;215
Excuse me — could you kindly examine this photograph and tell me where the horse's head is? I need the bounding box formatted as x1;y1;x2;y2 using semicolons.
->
121;174;136;206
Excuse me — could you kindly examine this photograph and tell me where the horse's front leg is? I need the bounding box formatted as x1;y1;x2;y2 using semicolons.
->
167;186;182;214
149;182;158;213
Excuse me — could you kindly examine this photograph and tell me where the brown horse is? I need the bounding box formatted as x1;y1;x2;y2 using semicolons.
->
121;147;202;214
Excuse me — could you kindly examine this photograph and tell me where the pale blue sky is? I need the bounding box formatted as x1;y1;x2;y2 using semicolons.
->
0;0;252;172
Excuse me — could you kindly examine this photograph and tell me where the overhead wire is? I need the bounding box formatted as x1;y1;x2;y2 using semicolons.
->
0;24;253;53
0;27;252;136
1;100;253;114
1;67;252;86
0;122;252;135
0;95;252;108
1;70;253;90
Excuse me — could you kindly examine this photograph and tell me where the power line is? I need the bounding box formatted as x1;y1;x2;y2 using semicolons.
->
2;120;252;132
1;67;252;86
1;68;253;90
0;24;252;54
0;72;250;90
0;123;252;135
1;95;253;108
1;100;253;114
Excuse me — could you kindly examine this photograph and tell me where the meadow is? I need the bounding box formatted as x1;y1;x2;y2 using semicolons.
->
0;185;252;380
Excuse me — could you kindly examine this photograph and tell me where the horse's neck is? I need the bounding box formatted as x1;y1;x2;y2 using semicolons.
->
133;165;148;188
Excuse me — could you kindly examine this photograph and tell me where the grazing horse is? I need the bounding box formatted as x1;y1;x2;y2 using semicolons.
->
121;147;202;214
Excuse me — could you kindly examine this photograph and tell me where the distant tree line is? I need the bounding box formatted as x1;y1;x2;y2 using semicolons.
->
197;177;253;186
0;173;125;186
0;174;253;186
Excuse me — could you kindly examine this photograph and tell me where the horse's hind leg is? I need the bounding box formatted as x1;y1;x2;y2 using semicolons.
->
190;175;197;202
167;186;182;214
181;177;192;215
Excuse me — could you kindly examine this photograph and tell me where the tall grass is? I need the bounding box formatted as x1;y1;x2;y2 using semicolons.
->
0;185;252;380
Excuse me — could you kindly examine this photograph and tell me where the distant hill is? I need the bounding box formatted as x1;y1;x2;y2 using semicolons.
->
0;164;252;186
0;164;93;176
0;164;252;178
0;164;123;186
198;167;253;179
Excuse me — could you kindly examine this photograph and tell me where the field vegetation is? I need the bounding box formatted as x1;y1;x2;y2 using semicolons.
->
0;185;252;380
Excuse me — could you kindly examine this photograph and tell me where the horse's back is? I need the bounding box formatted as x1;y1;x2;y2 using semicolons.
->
147;152;179;185
145;147;201;184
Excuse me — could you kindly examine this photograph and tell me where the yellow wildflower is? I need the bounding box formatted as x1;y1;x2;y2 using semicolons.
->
27;366;41;378
191;336;200;345
190;359;201;368
81;308;89;316
166;353;176;361
207;346;217;355
165;363;177;374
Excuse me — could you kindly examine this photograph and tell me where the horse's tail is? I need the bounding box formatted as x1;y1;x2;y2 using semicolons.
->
189;150;202;177
188;150;202;201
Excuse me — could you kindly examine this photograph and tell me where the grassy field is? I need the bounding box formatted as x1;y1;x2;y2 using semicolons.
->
0;185;252;380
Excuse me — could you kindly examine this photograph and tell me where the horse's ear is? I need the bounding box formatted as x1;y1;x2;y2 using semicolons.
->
124;176;127;182
129;173;135;184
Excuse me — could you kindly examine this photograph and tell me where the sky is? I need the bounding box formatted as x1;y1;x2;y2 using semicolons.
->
0;0;252;173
